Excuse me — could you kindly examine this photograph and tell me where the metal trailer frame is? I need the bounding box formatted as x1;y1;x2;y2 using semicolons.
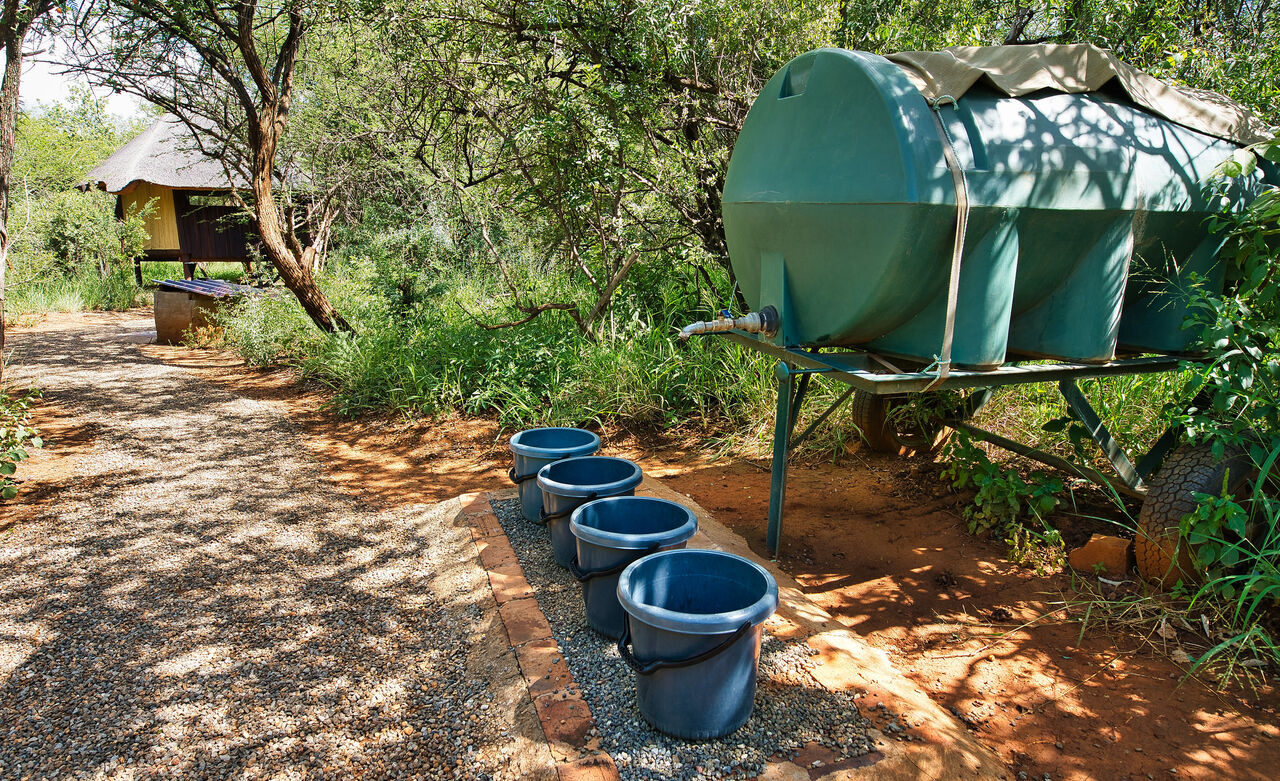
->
720;332;1193;558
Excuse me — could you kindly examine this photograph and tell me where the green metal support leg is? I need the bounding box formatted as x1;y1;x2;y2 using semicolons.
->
1058;378;1144;491
766;362;796;558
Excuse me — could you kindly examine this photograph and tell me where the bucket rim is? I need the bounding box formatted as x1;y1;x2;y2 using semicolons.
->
569;496;698;550
536;456;643;498
509;427;601;459
617;549;779;634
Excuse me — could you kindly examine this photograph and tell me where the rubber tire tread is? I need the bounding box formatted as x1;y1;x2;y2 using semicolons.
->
850;390;953;456
1135;443;1249;589
850;390;898;454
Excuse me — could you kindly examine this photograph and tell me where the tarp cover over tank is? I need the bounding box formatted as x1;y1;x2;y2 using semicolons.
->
888;44;1273;146
722;46;1276;368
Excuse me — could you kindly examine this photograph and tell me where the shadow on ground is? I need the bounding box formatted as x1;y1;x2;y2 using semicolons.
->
0;318;551;780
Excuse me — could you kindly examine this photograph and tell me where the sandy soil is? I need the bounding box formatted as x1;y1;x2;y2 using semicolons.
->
8;310;1280;780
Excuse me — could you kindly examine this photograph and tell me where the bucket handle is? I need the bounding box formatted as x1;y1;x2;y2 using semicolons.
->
616;614;753;676
539;492;596;525
508;466;538;484
568;542;660;582
509;452;573;485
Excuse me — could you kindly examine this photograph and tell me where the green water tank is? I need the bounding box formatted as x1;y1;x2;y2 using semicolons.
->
723;48;1272;368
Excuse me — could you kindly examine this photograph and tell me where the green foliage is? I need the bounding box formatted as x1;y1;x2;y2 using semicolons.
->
219;260;779;433
0;387;42;502
940;431;1066;559
1163;139;1280;671
13;87;140;194
217;293;325;367
6;98;150;315
1183;481;1252;590
40;190;150;277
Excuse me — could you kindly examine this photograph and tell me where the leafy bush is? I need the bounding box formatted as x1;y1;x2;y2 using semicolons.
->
941;431;1066;537
5;95;150;316
1162;138;1280;670
0;387;42;502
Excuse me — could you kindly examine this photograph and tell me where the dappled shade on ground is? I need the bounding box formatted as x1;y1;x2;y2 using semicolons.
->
0;316;552;779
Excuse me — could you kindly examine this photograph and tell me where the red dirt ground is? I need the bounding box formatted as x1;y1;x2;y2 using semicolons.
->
9;311;1280;780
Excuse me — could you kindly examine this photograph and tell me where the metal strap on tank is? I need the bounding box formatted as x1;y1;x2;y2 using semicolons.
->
616;614;753;676
925;96;970;391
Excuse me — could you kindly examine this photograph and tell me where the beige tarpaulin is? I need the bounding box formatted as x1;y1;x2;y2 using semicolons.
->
887;44;1274;147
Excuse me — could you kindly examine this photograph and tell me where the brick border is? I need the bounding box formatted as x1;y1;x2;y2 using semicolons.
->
459;491;620;781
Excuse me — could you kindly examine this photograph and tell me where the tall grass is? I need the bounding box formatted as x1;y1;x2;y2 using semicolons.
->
215;258;1193;466
976;371;1188;470
218;268;786;436
8;268;144;314
145;261;250;284
8;261;252;317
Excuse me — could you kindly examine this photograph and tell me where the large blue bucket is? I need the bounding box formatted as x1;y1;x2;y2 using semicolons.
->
569;497;699;639
537;456;643;568
616;549;778;739
509;428;601;523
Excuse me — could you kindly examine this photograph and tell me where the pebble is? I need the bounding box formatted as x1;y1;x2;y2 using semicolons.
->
495;498;885;781
0;324;522;780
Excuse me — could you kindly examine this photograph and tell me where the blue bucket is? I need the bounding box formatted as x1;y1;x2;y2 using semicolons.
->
509;428;601;523
616;549;778;739
569;497;698;639
537;456;643;568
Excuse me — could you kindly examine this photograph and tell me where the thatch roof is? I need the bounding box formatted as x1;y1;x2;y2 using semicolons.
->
82;115;247;194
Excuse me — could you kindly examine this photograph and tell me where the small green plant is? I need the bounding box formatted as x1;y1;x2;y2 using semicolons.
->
1182;479;1252;591
941;430;1066;546
0;387;42;501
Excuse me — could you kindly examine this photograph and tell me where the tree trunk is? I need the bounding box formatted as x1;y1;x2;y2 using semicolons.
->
0;17;23;385
250;112;349;333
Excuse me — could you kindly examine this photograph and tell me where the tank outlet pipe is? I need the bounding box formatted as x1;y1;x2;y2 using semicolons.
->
678;306;778;340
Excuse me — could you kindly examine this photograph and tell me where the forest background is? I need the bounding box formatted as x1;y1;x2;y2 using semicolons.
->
4;1;1280;668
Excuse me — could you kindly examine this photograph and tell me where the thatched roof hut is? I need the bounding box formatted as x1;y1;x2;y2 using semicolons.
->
82;116;254;281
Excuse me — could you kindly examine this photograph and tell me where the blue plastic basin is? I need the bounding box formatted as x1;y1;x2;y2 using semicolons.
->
509;428;601;522
616;549;778;739
536;456;643;568
569;497;699;638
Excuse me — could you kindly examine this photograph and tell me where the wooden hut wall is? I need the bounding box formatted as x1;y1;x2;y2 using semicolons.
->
120;182;180;251
172;191;254;262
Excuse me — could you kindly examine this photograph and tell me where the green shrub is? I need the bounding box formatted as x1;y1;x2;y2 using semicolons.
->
0;387;42;502
1165;141;1280;672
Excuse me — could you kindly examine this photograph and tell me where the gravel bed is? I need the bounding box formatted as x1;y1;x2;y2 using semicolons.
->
493;498;881;781
0;320;541;781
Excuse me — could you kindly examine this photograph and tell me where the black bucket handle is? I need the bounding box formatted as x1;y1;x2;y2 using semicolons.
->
568;542;660;582
538;492;597;525
508;466;537;484
509;452;574;485
616;614;753;676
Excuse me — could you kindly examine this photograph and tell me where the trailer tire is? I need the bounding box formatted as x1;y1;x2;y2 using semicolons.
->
1135;444;1250;589
851;390;953;456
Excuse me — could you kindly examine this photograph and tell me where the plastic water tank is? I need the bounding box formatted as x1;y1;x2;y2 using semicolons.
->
722;48;1273;368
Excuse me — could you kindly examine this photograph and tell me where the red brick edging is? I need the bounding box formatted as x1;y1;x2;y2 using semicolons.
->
460;491;621;781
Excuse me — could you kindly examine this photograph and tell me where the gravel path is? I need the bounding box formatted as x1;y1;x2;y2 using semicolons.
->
0;316;552;780
492;498;882;781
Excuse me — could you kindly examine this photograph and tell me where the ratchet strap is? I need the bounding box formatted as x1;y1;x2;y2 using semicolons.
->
925;96;970;392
